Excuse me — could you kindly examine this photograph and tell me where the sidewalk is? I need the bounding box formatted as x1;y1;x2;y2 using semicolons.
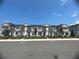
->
0;38;78;41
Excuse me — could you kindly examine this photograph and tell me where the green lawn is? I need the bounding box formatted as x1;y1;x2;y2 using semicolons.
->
0;36;46;39
0;36;79;39
24;36;46;39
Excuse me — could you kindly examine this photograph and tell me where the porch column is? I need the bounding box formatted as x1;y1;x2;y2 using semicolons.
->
36;31;38;36
63;32;65;37
13;32;17;36
52;32;54;37
0;31;2;36
42;32;43;36
68;32;71;36
36;27;38;36
30;32;32;36
45;31;49;36
9;32;12;36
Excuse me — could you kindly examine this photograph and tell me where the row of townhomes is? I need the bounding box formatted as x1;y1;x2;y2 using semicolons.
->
0;22;78;38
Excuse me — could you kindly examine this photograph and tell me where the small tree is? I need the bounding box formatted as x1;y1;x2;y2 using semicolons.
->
2;29;10;36
35;28;37;35
71;30;75;37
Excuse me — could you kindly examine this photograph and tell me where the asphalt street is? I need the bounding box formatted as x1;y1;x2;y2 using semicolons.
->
0;41;79;59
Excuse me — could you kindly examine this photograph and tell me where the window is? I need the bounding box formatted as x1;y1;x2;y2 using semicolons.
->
38;27;42;29
32;31;36;35
65;32;69;35
54;27;57;30
16;31;19;35
38;32;42;35
15;27;20;29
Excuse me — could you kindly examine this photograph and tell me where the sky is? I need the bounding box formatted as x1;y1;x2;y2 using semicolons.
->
0;0;79;25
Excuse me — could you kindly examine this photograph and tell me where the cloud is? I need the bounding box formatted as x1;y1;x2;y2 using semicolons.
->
4;20;11;23
70;20;79;26
52;11;62;16
60;0;68;6
75;20;79;24
72;12;78;17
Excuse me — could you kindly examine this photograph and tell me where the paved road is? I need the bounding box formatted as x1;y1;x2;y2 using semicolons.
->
0;41;79;59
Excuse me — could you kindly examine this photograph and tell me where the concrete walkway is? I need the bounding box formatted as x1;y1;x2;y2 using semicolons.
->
0;38;78;41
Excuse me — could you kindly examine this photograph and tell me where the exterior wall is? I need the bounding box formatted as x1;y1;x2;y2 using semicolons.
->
13;26;22;36
51;26;58;37
27;26;43;37
69;24;79;37
45;26;50;36
37;27;43;36
23;26;28;36
0;23;72;37
57;24;70;37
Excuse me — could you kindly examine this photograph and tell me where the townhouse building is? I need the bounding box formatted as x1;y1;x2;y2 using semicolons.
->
69;24;79;37
0;22;71;37
58;24;70;37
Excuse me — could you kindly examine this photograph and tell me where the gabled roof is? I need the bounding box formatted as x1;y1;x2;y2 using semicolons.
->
69;24;79;27
59;24;69;27
29;25;44;27
24;24;29;26
1;22;14;26
14;24;24;27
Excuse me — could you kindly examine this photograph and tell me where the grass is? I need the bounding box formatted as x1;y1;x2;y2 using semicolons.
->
0;36;46;39
0;36;79;39
24;36;46;39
